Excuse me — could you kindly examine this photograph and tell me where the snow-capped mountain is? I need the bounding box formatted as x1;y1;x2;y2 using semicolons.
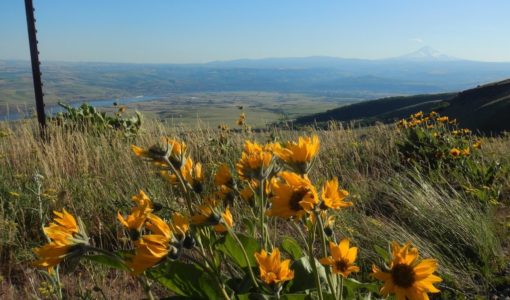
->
391;46;459;61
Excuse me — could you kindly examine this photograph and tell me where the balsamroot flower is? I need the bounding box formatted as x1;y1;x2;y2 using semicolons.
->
450;148;461;157
372;241;442;300
191;200;233;233
319;239;359;278
132;138;187;169
129;214;173;275
320;177;352;210
436;116;449;123
460;148;470;156
215;163;233;188
181;158;204;193
254;248;294;285
236;141;273;180
118;191;153;235
33;209;89;273
160;158;204;193
171;212;190;240
237;112;246;126
213;207;234;233
473;140;482;149
266;171;319;219
274;135;319;174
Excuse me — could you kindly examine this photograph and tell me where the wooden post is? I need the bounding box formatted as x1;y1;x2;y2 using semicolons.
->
24;0;46;130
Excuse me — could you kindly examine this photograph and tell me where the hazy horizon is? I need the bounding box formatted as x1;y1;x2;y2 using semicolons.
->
2;1;510;64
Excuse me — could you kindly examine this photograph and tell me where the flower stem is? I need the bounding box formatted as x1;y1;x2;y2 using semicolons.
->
163;156;194;215
140;275;155;300
258;178;268;249
339;275;344;300
315;211;338;300
227;228;260;289
307;221;324;300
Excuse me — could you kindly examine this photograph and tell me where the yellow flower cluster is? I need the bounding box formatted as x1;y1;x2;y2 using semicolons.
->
397;111;457;129
32;133;443;300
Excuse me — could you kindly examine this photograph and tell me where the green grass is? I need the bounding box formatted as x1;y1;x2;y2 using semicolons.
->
0;116;509;298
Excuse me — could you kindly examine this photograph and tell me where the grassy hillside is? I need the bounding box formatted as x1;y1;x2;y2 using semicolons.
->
441;79;510;133
0;114;509;298
295;93;455;125
295;78;510;134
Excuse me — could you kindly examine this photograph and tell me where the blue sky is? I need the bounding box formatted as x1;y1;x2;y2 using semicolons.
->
1;0;510;63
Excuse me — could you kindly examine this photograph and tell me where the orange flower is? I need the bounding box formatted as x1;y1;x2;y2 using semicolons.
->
118;191;153;232
213;207;234;233
449;148;461;157
274;135;319;174
129;214;173;275
372;241;442;300
320;177;352;210
320;239;359;278
254;248;294;285
236;141;273;180
33;209;88;273
215;163;233;187
266;171;319;219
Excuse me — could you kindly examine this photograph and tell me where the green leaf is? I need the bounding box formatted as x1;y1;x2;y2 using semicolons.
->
281;236;303;260
217;232;260;268
237;294;273;300
287;256;327;293
373;245;390;262
148;260;220;299
84;254;129;271
242;217;257;237
281;294;313;300
343;278;380;299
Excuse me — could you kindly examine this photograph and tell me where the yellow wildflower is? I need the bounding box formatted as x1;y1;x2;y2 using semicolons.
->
129;214;172;275
320;177;352;210
237;113;246;126
171;212;190;239
33;209;88;273
320;239;360;278
254;248;294;285
412;111;423;119
372;241;442;300
214;207;234;233
450;148;461;157
436;116;449;123
274;135;319;174
117;191;153;233
236;141;273;180
266;171;319;219
215;163;233;187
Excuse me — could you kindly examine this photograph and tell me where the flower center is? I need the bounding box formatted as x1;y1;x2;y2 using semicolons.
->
289;188;309;211
391;263;415;288
335;259;349;272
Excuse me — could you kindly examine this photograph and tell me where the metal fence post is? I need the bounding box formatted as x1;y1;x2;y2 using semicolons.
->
24;0;46;132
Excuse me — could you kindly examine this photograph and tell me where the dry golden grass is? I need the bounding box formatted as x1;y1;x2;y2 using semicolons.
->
0;118;509;298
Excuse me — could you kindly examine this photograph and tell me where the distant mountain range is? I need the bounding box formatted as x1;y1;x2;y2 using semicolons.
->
1;47;510;105
294;78;510;134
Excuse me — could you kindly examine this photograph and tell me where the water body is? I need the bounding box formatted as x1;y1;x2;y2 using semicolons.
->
1;95;159;121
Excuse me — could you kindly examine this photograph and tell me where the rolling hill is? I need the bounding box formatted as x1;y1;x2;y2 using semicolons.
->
295;78;510;134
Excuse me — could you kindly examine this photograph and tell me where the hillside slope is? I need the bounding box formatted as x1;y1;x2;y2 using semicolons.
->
296;78;510;134
441;79;510;133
